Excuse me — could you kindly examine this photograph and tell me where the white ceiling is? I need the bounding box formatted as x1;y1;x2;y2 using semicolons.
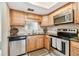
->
28;2;58;9
7;2;69;15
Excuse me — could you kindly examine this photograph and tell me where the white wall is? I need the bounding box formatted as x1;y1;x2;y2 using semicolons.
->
0;3;2;42
0;2;10;56
0;3;1;42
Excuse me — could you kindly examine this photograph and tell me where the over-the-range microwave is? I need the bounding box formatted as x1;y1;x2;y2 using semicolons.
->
53;9;74;25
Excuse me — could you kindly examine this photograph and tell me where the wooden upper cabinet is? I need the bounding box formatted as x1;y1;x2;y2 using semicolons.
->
10;10;42;26
10;10;26;26
72;3;79;24
41;15;54;26
25;13;28;21
45;3;73;26
77;3;79;23
35;15;42;22
48;15;54;26
27;13;35;19
27;13;42;22
41;16;49;26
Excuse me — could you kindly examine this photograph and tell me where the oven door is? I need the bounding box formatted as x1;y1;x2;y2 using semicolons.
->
52;37;57;48
57;38;62;51
61;41;66;54
61;40;69;56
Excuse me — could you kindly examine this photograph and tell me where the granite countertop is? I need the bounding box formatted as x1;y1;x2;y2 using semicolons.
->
27;34;45;36
9;34;45;37
70;37;79;42
48;34;79;42
49;34;70;40
9;34;79;42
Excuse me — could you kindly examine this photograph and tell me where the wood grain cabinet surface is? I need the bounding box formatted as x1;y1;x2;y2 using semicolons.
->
70;41;79;56
47;3;73;26
10;10;26;26
44;35;50;50
47;3;79;25
41;16;50;26
36;36;44;49
26;36;36;52
10;10;42;26
27;13;42;22
26;35;50;52
72;3;79;24
26;35;44;52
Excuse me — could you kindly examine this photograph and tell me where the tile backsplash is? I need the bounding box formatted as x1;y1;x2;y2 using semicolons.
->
11;25;44;35
47;23;79;35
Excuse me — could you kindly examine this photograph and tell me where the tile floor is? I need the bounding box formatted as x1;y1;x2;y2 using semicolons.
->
24;48;65;56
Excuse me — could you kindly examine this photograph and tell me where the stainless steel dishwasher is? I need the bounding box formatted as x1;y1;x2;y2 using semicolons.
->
9;36;26;56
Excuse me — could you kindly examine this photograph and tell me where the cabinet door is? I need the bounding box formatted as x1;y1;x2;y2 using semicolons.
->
71;45;79;56
52;37;57;48
36;36;44;49
10;10;25;26
27;13;42;23
41;16;49;26
35;15;42;22
77;3;79;23
48;15;54;26
70;41;79;56
57;38;62;51
26;37;36;52
72;3;79;24
76;3;79;23
44;36;50;50
27;13;35;19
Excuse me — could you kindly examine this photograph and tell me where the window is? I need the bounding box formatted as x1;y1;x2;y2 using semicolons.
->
25;19;43;34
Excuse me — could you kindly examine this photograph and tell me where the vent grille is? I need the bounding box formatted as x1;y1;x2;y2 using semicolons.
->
27;8;34;11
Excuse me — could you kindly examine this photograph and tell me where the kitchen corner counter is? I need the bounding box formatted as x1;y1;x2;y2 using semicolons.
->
48;34;79;42
70;37;79;43
48;34;70;41
27;34;45;36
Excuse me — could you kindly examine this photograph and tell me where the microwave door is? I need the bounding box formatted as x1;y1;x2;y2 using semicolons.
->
65;14;73;22
54;9;73;25
54;15;66;24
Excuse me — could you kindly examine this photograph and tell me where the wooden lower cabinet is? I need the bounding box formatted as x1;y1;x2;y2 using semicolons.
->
26;36;36;52
70;41;79;56
26;35;44;52
36;36;44;49
44;35;50;50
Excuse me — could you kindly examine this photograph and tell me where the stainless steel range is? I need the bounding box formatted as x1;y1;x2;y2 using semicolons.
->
51;28;78;56
57;28;78;55
57;28;78;38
